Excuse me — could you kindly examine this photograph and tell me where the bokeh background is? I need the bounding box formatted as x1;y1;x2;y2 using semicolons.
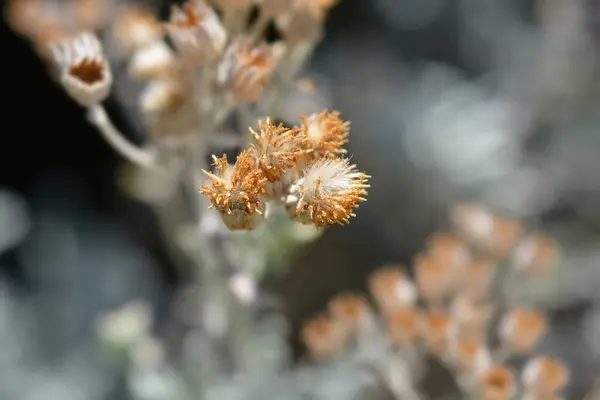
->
1;0;599;399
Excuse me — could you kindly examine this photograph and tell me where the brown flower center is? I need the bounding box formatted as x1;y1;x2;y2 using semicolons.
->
69;60;104;84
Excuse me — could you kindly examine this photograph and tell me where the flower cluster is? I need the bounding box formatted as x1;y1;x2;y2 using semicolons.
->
201;112;370;230
301;202;567;399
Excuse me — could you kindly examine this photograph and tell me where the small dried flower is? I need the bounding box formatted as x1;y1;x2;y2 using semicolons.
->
521;355;570;396
275;0;338;43
426;233;471;270
486;216;523;258
421;309;451;355
50;32;112;107
301;313;348;360
452;202;495;245
74;0;111;32
249;119;308;182
386;307;420;347
414;253;455;304
480;364;516;400
499;309;547;354
140;78;197;139
201;151;267;230
450;336;491;374
328;292;371;334
368;266;418;313
218;40;284;103
285;157;369;227
450;294;493;339
459;259;496;300
300;110;349;160
512;234;560;275
113;4;164;54
129;40;178;80
166;0;227;65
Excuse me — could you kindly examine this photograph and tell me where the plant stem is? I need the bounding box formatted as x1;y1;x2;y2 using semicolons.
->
88;104;157;169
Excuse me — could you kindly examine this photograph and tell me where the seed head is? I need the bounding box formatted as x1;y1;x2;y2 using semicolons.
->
218;39;284;103
201;150;267;230
50;32;112;107
166;0;227;65
300;110;349;160
249;118;309;182
285;157;369;227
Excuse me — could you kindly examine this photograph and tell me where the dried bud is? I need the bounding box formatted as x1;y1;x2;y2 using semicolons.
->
248;118;310;200
218;40;284;103
300;110;349;160
512;234;560;275
140;78;198;139
50;32;112;107
75;0;111;32
129;40;178;80
201;151;267;230
449;336;491;374
386;307;420;347
328;292;371;335
452;202;495;245
368;266;418;313
275;0;338;43
420;309;451;355
460;259;496;300
499;309;547;354
414;253;455;304
285;157;370;227
113;4;164;54
480;364;516;400
450;294;493;338
522;355;570;397
301;314;348;360
166;0;227;65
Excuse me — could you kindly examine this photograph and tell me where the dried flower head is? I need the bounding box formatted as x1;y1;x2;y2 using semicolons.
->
522;355;570;396
499;309;547;354
140;78;197;139
50;32;112;107
386;307;420;347
460;259;496;300
218;40;284;103
414;253;455;304
450;294;493;339
276;0;338;43
166;0;227;65
113;4;164;54
285;157;370;227
300;110;349;160
480;364;516;400
301;313;348;360
368;266;417;313
426;233;471;270
450;336;491;374
249;119;308;182
512;234;560;275
486;216;523;258
201;151;267;230
74;0;110;32
328;292;371;334
421;309;451;355
129;40;178;81
452;202;495;245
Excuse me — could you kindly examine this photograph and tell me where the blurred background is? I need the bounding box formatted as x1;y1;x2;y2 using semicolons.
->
1;0;599;399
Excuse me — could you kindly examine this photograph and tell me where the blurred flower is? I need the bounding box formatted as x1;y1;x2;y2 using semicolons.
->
521;355;570;397
368;266;418;314
301;314;348;360
479;364;516;400
499;309;547;355
50;32;112;107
